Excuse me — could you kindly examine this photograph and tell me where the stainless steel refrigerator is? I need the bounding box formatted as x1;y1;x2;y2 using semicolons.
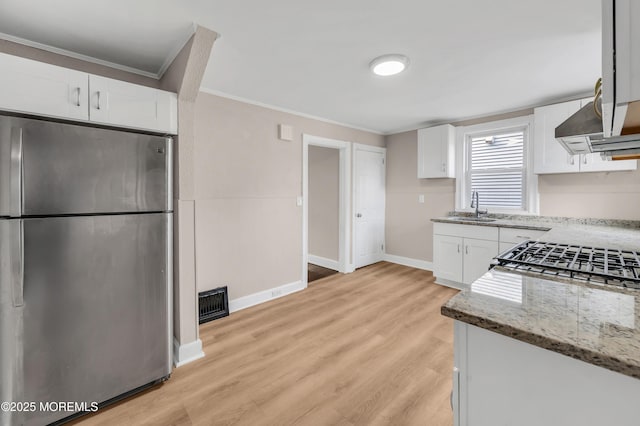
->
0;115;173;426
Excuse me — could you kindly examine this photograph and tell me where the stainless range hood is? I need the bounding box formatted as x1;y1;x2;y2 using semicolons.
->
555;101;640;157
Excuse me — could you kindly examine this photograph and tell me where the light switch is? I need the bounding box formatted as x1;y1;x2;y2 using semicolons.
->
279;124;293;141
418;194;425;203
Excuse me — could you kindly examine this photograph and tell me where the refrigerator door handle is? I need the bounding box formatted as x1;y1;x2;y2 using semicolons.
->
10;127;23;217
10;220;24;307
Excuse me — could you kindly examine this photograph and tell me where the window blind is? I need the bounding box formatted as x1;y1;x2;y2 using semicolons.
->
469;131;524;209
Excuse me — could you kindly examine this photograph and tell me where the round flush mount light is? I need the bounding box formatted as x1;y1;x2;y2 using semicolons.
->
369;54;409;76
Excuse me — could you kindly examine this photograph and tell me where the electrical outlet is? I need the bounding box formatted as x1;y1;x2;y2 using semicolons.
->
271;289;283;298
418;194;425;203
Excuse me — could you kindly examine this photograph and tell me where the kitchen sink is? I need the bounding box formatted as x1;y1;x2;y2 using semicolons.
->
448;216;497;223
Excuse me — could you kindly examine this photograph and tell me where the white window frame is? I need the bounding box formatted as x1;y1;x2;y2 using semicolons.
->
455;115;539;215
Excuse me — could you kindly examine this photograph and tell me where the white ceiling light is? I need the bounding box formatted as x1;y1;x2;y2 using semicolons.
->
369;54;409;76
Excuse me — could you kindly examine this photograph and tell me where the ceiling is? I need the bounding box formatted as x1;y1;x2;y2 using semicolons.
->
0;0;602;134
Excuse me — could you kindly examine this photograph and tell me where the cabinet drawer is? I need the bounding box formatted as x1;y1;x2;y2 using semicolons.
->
499;227;548;244
434;222;499;241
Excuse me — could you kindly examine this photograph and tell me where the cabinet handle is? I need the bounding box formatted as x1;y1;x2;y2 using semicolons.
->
457;244;460;253
569;154;575;165
583;155;588;164
465;245;468;255
516;235;531;240
96;91;102;110
75;87;81;107
442;162;446;172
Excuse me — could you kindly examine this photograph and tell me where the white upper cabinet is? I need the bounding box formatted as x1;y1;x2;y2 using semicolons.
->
0;52;89;121
89;76;177;134
534;98;636;174
0;52;177;134
417;124;455;178
533;100;581;174
602;0;640;137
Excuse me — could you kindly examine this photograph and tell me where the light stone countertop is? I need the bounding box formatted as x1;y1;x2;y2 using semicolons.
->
431;214;640;252
436;213;640;378
442;267;640;379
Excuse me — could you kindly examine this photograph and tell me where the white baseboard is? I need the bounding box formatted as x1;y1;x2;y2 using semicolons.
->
435;278;466;291
308;254;339;271
229;280;305;313
383;254;433;271
173;338;205;368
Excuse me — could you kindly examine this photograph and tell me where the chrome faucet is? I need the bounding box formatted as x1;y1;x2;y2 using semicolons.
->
470;191;488;218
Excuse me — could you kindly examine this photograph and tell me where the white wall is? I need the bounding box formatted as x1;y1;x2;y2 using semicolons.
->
193;93;384;301
384;110;640;264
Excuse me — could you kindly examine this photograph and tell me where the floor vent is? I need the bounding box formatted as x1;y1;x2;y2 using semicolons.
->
199;286;229;324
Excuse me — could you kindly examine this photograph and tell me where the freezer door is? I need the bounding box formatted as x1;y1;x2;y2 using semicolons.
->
0;115;172;216
20;213;172;426
0;122;23;218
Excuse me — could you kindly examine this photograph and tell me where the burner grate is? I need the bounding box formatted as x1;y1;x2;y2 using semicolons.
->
493;241;640;289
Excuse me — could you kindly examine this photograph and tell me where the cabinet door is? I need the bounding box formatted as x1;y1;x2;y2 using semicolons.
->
417;125;455;178
0;53;88;121
499;242;516;255
534;100;582;174
89;75;177;134
463;238;499;285
434;234;463;283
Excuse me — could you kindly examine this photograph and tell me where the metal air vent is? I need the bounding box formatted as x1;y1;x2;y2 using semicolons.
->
198;286;229;324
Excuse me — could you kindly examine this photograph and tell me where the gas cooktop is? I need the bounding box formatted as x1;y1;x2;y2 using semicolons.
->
492;240;640;290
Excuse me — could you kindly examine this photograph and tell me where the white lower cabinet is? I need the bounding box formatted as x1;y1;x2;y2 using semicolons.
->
433;235;463;283
454;322;640;426
498;227;548;254
433;223;499;288
499;242;515;253
462;238;499;285
434;223;551;288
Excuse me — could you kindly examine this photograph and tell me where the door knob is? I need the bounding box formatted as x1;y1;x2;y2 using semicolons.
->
356;213;362;218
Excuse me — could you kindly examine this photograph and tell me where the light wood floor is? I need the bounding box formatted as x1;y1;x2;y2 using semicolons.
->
73;262;459;426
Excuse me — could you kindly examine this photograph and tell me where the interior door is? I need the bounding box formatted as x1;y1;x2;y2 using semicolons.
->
21;213;171;426
354;146;386;268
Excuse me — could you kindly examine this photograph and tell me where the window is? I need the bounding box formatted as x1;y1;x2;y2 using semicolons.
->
468;130;524;209
456;116;538;214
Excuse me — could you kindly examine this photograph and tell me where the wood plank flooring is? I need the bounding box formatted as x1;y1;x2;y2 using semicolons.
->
73;262;459;426
308;263;339;283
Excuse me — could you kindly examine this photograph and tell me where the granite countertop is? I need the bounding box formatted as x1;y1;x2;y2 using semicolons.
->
431;215;552;231
432;213;640;251
438;213;640;378
442;268;640;379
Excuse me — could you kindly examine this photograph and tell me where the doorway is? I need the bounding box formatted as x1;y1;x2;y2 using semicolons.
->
302;135;351;287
